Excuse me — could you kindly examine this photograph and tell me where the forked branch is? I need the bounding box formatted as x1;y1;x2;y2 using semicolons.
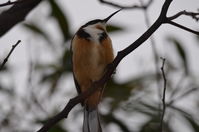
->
168;10;199;21
166;10;199;35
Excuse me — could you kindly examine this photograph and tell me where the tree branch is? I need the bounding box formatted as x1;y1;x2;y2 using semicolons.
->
168;10;199;21
0;0;43;37
0;40;21;71
0;0;22;7
167;20;199;35
37;0;173;131
37;81;102;132
98;0;153;10
160;57;167;132
165;10;199;36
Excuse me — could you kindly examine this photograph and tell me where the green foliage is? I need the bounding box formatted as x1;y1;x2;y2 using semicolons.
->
169;106;199;132
169;87;199;104
23;23;52;44
102;113;131;132
36;49;72;94
139;116;173;132
104;73;156;110
37;119;67;132
104;79;136;109
167;37;189;74
0;85;13;96
48;0;71;41
183;115;199;132
48;125;67;132
107;24;124;33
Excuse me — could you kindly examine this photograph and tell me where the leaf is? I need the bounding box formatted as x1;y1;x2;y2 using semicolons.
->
36;49;72;95
23;23;52;44
102;113;131;132
104;79;136;109
104;73;157;110
169;105;193;118
62;49;72;72
123;99;159;117
41;69;62;94
138;101;159;114
182;114;199;132
106;24;124;33
169;87;199;104
196;32;199;42
49;125;67;132
36;119;68;132
169;104;199;131
167;37;189;74
0;85;13;95
48;0;71;41
139;116;173;132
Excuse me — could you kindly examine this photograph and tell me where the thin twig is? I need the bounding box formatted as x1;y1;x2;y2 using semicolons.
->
167;20;199;35
99;0;153;10
0;0;22;7
160;57;167;132
168;10;199;21
0;40;21;71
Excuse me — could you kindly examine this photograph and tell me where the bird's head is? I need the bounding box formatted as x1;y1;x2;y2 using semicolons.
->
81;9;122;32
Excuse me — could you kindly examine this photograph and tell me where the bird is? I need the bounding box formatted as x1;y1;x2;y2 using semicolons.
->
71;9;121;132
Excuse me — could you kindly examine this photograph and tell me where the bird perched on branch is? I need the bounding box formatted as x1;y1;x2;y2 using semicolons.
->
71;9;121;132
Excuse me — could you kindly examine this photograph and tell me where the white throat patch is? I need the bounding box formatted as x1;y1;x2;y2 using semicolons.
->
83;24;104;44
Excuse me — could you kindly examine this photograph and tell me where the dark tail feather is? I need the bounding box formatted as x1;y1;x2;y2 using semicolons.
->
83;107;102;132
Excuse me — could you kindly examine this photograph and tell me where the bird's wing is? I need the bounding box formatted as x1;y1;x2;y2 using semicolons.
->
70;36;82;95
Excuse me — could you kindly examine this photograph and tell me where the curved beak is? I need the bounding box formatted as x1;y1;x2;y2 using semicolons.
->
103;9;122;23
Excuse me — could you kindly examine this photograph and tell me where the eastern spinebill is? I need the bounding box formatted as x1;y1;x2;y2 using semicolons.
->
71;9;122;132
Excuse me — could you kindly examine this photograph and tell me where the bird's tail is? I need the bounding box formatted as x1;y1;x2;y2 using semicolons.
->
83;106;102;132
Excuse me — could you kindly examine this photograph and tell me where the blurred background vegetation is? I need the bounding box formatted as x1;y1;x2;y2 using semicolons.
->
0;0;199;132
